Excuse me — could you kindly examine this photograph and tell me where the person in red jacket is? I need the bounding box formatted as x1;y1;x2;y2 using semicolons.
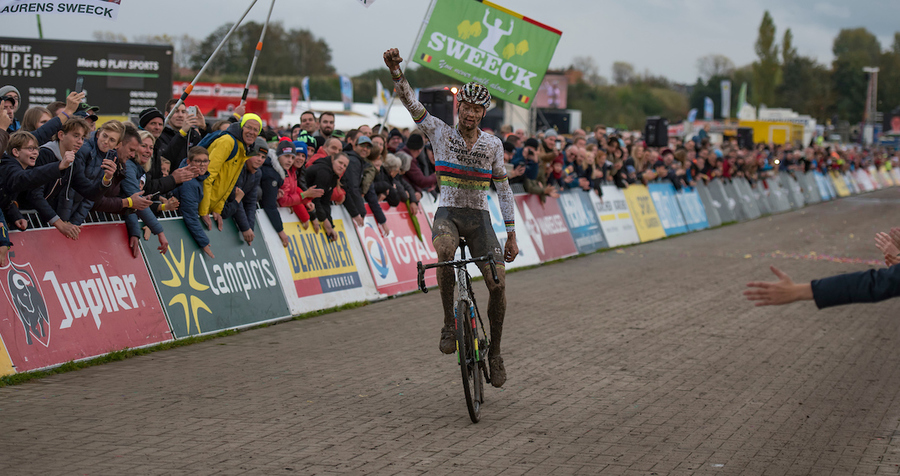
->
275;139;323;231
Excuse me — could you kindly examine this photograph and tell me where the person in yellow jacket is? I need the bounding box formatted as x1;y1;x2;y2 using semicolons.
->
199;113;262;230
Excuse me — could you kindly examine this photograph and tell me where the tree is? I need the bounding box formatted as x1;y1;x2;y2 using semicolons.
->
831;28;881;122
696;54;734;81
569;56;607;86
776;55;831;121
782;29;797;65
612;61;636;85
92;31;128;43
751;11;781;107
190;21;334;77
134;34;199;71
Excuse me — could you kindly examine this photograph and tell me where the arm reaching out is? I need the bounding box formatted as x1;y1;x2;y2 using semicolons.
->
744;266;813;306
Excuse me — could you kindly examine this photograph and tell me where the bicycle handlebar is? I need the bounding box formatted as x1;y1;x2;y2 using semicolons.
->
416;254;500;293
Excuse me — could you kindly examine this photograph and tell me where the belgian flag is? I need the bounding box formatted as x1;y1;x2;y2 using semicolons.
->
420;53;432;63
518;94;530;104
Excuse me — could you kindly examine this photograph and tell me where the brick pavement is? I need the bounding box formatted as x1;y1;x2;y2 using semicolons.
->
3;189;900;475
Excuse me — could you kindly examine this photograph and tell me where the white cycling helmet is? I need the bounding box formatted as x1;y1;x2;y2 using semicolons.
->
456;82;492;109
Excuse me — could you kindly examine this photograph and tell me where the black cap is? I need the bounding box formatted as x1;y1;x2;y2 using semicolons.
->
502;141;515;153
138;107;164;129
524;138;539;149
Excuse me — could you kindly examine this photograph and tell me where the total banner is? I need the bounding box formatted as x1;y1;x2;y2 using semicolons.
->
412;0;562;108
675;187;710;231
557;189;608;254
258;208;382;316
647;183;688;236
356;202;438;296
593;186;640;247
486;192;540;270
140;218;291;339
515;194;577;262
0;224;171;375
623;185;666;242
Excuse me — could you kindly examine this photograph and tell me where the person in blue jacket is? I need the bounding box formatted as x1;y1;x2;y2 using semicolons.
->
746;264;900;309
219;137;266;246
174;146;213;258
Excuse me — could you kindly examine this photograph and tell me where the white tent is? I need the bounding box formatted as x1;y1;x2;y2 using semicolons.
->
269;99;419;132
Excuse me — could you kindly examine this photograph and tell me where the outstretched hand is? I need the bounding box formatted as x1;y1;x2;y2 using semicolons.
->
744;266;813;306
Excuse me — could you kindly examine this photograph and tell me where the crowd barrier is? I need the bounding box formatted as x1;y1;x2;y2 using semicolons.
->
1;167;896;376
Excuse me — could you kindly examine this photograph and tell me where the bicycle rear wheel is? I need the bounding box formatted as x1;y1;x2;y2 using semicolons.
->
456;300;482;423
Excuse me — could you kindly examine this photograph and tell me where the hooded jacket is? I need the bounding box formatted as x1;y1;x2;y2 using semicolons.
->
0;152;63;225
259;154;286;233
200;121;252;216
304;155;340;224
174;158;211;249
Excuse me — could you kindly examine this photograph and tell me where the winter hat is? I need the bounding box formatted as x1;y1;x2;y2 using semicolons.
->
406;133;424;150
292;140;308;157
139;108;164;129
524;138;539;149
276;139;295;157
241;113;263;132
254;137;269;155
0;85;20;101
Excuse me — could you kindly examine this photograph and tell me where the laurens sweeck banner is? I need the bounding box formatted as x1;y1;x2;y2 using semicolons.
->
0;0;121;20
412;0;561;108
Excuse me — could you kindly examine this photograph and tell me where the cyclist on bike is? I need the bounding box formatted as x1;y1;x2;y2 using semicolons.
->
384;48;518;387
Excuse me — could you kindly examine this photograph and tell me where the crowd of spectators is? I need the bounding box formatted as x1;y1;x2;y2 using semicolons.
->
3;80;899;268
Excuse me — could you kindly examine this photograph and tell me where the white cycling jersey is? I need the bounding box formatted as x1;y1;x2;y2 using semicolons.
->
393;71;515;233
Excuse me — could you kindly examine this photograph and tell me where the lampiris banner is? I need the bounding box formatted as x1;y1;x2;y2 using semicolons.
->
140;218;291;339
412;0;561;108
0;224;171;375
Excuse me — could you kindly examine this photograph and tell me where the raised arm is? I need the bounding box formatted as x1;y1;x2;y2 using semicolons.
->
384;48;440;135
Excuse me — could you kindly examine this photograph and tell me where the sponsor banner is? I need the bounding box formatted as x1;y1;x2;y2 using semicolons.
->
890;168;900;186
557;189;608;254
647;183;688;236
357;202;439;296
799;172;821;204
705;179;738;223
0;36;171;117
814;171;834;201
515;194;577;262
855;169;875;192
779;174;805;209
0;337;12;375
141;218;290;339
733;179;763;219
592;186;640;247
0;0;120;20
675;188;709;231
171;82;258;99
413;0;562;108
340;74;353;111
486;192;540;270
693;181;722;228
259;208;382;316
830;171;851;197
622;185;666;242
878;168;896;187
763;178;792;213
0;224;171;374
749;181;772;215
845;171;862;194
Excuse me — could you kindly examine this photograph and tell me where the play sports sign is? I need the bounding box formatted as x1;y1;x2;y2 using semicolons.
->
413;0;561;108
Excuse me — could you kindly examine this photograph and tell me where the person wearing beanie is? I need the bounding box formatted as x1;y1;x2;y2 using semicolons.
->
387;128;404;153
198;112;260;227
138;107;165;139
400;132;436;193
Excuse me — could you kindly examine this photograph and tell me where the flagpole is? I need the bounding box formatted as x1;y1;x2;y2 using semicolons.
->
240;0;276;107
165;0;259;127
377;0;437;135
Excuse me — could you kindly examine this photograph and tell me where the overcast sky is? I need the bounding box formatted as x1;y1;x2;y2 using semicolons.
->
3;0;900;84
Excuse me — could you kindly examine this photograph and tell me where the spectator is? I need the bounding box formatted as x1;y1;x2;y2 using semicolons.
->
120;128;170;257
160;102;207;167
175;146;214;257
344;135;387;229
0;130;79;239
36;118;92;234
199;113;260;231
394;151;421;215
64;120;125;225
314;111;336;148
46;101;65;117
0;85;21;132
219;136;267;246
305;152;349;241
387;128;404;153
261;140;305;246
299;110;317;135
138;107;165;141
21;107;52;132
401;133;436;193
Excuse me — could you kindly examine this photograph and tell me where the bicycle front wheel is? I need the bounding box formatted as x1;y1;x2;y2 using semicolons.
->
456;300;482;423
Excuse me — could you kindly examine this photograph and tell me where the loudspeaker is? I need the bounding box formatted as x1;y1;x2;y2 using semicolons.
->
536;109;571;135
737;127;754;149
644;116;668;147
418;87;455;126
